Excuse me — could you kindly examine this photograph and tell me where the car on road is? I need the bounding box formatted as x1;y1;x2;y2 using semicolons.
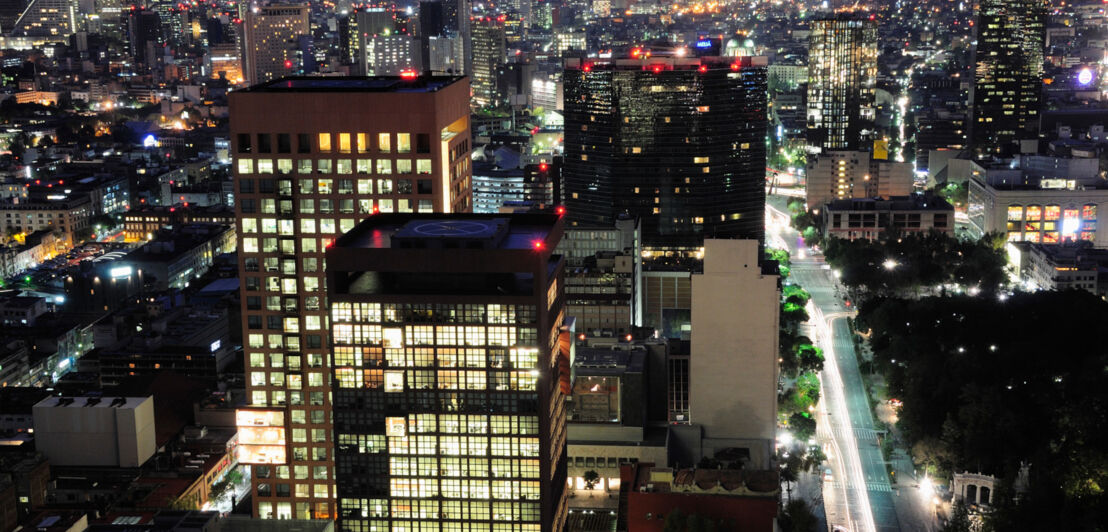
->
823;468;833;482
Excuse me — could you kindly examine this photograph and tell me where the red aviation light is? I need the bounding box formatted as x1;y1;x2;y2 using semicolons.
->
400;69;418;80
532;239;545;250
730;62;741;71
582;64;592;72
698;64;709;73
555;205;565;216
651;64;663;74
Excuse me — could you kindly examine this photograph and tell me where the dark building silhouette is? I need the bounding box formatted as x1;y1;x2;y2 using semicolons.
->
562;54;768;250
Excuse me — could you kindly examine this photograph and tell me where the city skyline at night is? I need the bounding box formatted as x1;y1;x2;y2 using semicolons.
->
0;1;1105;532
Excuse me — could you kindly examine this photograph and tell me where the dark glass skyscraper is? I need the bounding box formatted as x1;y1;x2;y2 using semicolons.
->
969;0;1046;158
562;55;768;250
807;17;878;153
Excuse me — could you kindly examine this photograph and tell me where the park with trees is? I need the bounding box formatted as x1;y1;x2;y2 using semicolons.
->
856;291;1108;529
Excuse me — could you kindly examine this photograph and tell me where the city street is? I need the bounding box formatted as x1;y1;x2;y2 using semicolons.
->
768;198;922;532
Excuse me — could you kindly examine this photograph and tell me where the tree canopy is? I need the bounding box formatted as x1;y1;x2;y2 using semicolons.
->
823;230;1007;297
857;291;1108;528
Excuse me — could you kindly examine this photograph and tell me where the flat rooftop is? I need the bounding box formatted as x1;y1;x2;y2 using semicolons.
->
337;213;560;251
239;75;465;94
825;194;953;212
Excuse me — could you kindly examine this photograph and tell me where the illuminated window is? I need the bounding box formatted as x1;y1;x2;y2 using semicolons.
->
237;159;253;174
378;133;391;153
318;133;331;152
1083;204;1097;220
1007;205;1023;221
297;160;312;174
376;160;393;174
398;133;411;153
1044;205;1060;220
693;156;709;164
1025;205;1041;221
338;133;351;153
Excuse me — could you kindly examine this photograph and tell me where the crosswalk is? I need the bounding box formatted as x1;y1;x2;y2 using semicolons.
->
824;481;895;493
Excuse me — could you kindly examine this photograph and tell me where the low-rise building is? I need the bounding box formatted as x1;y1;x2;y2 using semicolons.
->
621;462;778;531
566;343;669;509
123;223;234;291
122;204;235;243
32;395;157;468
822;194;955;241
1023;242;1108;294
0;196;93;246
967;178;1108;246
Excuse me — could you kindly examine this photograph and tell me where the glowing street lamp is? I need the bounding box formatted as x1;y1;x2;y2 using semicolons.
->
883;259;899;270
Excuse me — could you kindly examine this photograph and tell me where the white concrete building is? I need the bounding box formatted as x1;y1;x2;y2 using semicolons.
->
805;150;913;208
967;178;1108;247
32;395;156;468
689;239;779;468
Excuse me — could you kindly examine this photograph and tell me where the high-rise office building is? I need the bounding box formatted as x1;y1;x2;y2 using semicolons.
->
471;17;506;109
230;75;472;520
806;17;877;153
362;35;422;75
562;54;768;250
127;7;161;68
8;0;77;39
242;3;309;86
969;0;1046;158
325;213;570;532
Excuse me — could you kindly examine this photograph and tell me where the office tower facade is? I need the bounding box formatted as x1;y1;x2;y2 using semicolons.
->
362;35;422;75
806;17;877;153
969;0;1046;158
127;8;161;68
242;3;309;86
325;213;570;532
9;0;77;39
471;17;506;109
230;75;472;520
562;55;768;250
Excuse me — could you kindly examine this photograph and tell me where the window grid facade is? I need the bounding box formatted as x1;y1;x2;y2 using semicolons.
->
231;78;472;520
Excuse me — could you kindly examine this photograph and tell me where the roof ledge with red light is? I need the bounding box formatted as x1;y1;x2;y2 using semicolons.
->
565;56;767;72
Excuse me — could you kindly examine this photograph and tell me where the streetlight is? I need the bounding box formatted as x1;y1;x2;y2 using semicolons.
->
883;259;899;270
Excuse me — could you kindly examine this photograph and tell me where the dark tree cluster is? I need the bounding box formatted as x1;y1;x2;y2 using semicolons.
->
857;292;1108;529
823;230;1008;297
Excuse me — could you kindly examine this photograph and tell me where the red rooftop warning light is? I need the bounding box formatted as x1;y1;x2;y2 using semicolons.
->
532;240;545;250
698;64;709;73
400;69;418;80
555;205;565;216
651;64;663;74
582;64;592;72
284;60;293;69
731;63;741;71
539;162;549;172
